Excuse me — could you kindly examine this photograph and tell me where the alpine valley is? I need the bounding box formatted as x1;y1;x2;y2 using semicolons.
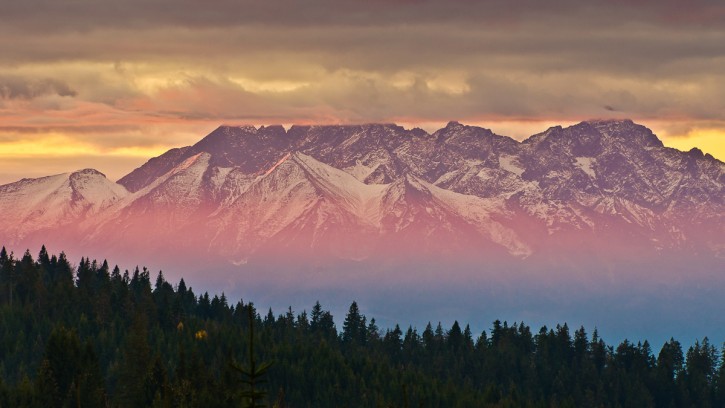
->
1;119;724;339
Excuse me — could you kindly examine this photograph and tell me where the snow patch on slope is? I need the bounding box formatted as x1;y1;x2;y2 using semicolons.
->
498;155;525;177
292;153;388;225
575;157;596;178
417;178;532;258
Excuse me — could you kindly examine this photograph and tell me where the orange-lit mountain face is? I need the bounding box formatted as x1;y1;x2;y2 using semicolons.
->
0;120;722;277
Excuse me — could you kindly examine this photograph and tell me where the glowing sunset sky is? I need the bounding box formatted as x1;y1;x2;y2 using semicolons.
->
0;0;723;184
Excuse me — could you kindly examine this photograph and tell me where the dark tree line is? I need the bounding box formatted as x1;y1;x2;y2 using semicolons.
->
0;246;724;407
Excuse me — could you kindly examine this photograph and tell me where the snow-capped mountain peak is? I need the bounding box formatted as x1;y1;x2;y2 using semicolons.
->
0;169;127;242
1;120;722;269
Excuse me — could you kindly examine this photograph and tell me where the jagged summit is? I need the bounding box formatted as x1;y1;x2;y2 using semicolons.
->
522;120;666;159
1;119;722;268
72;168;107;177
443;120;464;129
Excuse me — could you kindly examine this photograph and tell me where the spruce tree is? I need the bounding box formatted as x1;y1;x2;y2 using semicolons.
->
232;307;273;408
342;301;363;345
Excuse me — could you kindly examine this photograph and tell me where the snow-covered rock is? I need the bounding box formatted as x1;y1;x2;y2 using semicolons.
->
0;169;126;238
0;120;722;268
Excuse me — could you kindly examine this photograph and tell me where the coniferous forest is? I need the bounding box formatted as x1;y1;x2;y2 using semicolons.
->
1;247;724;407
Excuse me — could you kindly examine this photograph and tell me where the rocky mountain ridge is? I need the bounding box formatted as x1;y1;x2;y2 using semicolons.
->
1;120;722;270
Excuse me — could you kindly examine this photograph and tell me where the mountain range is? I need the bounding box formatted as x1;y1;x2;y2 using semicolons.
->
1;120;722;276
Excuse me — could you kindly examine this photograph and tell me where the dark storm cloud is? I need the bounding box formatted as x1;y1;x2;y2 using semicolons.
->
0;0;723;149
0;11;722;89
0;76;77;100
1;0;723;32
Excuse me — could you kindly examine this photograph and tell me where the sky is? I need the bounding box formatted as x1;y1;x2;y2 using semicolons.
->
0;0;723;184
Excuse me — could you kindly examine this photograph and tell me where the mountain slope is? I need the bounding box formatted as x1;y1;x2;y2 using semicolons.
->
0;120;722;270
0;169;127;243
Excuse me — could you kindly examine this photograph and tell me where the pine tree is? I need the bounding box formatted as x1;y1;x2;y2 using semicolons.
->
366;318;380;342
0;247;14;306
232;307;273;408
463;324;474;351
310;301;323;332
448;321;463;352
342;301;363;345
422;322;435;351
37;245;51;284
117;312;152;407
683;338;719;406
655;338;684;406
15;250;42;307
145;355;169;406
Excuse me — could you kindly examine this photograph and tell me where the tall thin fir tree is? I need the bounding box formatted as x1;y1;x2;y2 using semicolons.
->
232;306;273;408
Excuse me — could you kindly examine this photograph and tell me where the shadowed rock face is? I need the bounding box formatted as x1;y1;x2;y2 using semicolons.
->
1;119;723;270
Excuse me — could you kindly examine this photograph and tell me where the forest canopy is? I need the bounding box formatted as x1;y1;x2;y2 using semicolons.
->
0;246;724;407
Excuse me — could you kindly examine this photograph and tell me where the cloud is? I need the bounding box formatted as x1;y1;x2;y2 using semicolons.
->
0;0;722;34
0;0;722;181
0;76;77;100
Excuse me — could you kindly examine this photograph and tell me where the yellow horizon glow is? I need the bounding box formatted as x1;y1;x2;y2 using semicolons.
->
0;124;720;165
659;128;725;162
0;134;172;159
